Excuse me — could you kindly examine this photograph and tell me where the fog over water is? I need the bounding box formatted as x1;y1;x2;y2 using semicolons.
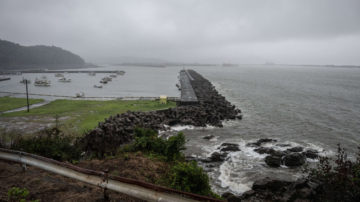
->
1;0;360;65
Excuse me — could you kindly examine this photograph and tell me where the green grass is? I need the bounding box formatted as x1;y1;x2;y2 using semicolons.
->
0;97;44;112
1;99;176;133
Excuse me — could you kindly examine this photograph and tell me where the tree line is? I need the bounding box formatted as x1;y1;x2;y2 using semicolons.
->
0;39;85;65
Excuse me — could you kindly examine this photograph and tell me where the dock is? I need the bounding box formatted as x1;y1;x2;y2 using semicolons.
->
20;70;118;73
179;70;198;105
0;78;11;82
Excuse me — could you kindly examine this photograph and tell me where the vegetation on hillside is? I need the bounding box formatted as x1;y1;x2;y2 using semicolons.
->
0;97;44;112
0;39;85;65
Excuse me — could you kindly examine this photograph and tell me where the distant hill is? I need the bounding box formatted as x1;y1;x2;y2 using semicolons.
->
0;39;85;65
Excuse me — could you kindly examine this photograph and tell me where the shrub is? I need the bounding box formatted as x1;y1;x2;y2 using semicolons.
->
0;115;81;162
166;161;211;196
132;127;186;161
303;144;360;201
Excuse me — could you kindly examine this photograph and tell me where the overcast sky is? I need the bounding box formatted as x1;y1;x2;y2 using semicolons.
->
1;0;360;65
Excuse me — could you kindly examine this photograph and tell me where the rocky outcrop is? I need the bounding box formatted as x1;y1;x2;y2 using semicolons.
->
287;147;304;152
264;150;307;167
203;135;214;140
239;177;322;202
218;143;241;153
302;149;319;159
284;153;306;166
79;70;242;155
246;139;277;147
254;147;275;155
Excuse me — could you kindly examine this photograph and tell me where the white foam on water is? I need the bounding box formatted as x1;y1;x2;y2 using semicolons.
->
171;124;195;131
222;119;241;127
209;136;220;142
218;160;252;194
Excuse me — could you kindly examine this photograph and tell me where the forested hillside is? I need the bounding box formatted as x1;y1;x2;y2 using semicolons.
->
0;39;85;65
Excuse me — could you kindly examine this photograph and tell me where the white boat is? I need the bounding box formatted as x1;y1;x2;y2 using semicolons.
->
58;77;71;82
20;77;31;84
100;80;108;84
34;77;51;86
87;71;96;76
55;73;64;77
117;71;126;75
102;76;112;81
94;85;103;88
76;92;85;97
109;74;117;78
40;75;48;80
16;72;22;75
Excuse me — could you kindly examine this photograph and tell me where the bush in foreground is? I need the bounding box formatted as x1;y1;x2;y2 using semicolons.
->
0;115;81;162
132;127;187;161
303;144;360;201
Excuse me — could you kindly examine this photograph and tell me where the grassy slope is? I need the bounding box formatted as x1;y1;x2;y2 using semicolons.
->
0;97;44;112
1;99;176;132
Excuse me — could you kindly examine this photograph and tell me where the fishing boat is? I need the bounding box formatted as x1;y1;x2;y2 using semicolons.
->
102;76;112;81
87;71;96;76
117;71;126;75
58;77;71;82
109;74;117;78
94;85;103;88
55;73;64;77
20;77;31;84
34;77;51;86
76;92;85;97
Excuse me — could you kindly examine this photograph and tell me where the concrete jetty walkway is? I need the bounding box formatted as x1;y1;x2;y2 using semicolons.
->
179;70;198;105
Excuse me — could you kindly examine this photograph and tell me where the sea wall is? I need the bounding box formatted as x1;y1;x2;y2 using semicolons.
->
79;70;242;155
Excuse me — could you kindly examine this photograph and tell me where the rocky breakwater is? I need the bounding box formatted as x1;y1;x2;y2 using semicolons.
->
78;70;242;155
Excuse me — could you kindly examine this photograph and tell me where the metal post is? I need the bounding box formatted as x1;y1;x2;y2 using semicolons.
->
103;169;109;200
25;80;29;112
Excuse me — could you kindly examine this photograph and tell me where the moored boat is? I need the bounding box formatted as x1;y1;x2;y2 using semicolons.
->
102;76;112;81
117;71;126;75
58;77;71;82
94;85;103;88
55;73;64;77
100;80;108;84
34;77;51;86
87;71;96;76
76;92;85;97
109;74;117;78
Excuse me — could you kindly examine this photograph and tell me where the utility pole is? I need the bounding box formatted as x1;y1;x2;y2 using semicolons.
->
25;79;29;112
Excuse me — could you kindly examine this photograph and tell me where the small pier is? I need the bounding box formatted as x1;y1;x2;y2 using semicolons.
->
179;70;198;105
0;78;11;82
20;70;118;73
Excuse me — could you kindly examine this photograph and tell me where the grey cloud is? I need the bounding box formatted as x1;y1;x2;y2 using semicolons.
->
0;0;360;65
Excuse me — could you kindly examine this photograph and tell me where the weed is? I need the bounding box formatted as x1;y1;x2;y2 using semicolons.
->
7;187;41;202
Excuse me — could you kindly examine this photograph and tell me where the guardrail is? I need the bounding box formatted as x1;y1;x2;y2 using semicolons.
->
0;148;223;202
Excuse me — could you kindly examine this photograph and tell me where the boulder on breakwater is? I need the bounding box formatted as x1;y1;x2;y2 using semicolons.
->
222;177;322;202
78;70;242;155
